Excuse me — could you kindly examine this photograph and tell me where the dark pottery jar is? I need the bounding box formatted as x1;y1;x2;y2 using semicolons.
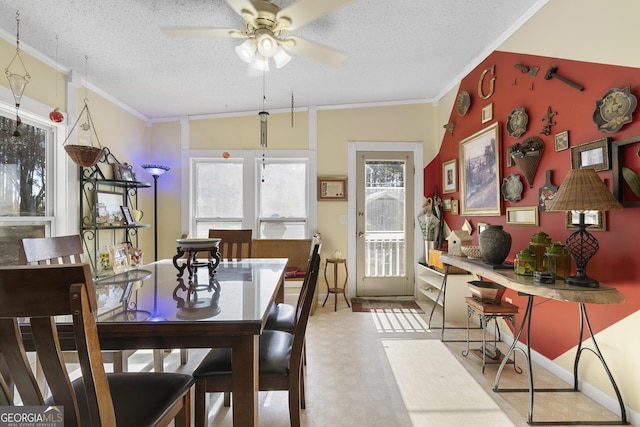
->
479;225;512;265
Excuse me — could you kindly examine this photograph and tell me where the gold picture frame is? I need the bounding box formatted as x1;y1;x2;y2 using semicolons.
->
481;103;493;124
318;176;347;201
459;122;502;216
109;243;130;273
566;210;606;231
506;206;539;226
442;159;458;194
451;199;459;215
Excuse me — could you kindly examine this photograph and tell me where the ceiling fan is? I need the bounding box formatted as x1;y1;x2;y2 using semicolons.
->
162;0;352;70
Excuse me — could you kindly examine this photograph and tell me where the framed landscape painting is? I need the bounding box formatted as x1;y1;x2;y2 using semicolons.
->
459;122;502;216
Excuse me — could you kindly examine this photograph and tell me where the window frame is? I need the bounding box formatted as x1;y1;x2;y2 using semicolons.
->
189;150;314;239
0;92;68;237
256;156;309;238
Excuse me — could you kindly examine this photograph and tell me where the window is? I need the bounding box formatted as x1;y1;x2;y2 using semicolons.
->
258;160;308;238
191;152;310;239
0;106;56;264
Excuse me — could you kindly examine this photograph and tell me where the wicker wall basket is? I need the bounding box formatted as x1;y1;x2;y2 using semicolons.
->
64;145;105;167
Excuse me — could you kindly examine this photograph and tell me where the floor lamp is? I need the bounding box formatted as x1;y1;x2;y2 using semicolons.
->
141;164;170;261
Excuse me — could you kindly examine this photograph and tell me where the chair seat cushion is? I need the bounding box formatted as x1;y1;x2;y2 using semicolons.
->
193;330;293;380
265;303;296;332
63;372;194;427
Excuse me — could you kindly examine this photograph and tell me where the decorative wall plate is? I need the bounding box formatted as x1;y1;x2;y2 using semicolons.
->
501;173;523;203
457;91;471;116
593;86;637;133
506;107;528;138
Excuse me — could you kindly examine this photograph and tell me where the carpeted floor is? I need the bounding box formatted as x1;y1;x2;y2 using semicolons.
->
351;298;424;313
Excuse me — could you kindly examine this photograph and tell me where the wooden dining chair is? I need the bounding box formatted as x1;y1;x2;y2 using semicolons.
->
266;239;321;333
19;235;140;373
265;240;321;367
208;229;253;260
192;247;321;427
0;263;194;427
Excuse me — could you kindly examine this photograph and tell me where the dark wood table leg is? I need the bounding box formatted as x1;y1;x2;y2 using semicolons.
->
231;335;259;426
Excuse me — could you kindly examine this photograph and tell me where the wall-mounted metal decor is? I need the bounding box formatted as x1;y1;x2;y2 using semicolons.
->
510;136;545;188
501;173;523;203
506;107;528;138
593;86;637;133
457;90;471;116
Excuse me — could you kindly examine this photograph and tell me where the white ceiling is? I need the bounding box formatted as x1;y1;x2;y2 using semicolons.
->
0;0;545;120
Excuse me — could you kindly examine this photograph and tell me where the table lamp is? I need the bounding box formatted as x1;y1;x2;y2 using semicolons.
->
546;168;622;287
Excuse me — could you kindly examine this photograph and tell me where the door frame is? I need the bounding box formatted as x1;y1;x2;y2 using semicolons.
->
346;141;424;299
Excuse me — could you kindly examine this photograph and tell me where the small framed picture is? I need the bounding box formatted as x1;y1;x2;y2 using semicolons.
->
318;176;347;201
506;206;539;226
442;159;458;194
120;205;135;225
451;199;459;215
555;130;569;152
443;198;452;211
109;243;130;273
570;138;610;171
481;103;493;124
477;222;489;235
113;163;135;181
566;210;606;231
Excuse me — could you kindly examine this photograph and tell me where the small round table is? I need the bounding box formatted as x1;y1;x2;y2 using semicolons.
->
322;258;350;311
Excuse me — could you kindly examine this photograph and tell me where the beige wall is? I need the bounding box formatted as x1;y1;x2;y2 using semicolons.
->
0;38;65;110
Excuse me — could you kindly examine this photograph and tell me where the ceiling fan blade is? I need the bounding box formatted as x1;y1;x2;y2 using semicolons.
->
162;27;247;38
224;0;257;17
286;36;347;66
278;0;353;30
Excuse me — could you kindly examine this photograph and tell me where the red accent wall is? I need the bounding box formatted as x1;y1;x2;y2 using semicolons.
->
425;51;640;359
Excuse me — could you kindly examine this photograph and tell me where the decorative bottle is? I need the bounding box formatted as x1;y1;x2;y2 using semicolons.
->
543;241;571;278
528;232;551;272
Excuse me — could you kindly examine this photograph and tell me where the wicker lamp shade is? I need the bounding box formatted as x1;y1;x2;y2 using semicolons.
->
546;168;622;287
546;168;622;212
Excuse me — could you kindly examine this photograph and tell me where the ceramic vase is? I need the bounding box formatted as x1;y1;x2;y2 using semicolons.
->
479;225;512;265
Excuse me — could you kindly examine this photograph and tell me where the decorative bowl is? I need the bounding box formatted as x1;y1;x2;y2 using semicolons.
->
467;280;506;304
176;238;221;250
461;245;482;259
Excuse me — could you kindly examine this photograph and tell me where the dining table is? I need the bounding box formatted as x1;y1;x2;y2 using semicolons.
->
29;258;288;427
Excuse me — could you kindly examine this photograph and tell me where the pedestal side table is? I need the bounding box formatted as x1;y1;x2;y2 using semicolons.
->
322;258;350;311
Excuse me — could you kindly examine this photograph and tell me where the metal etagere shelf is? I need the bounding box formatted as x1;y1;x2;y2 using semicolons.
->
79;147;151;277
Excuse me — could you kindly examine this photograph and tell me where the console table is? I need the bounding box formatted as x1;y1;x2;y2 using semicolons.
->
439;254;628;426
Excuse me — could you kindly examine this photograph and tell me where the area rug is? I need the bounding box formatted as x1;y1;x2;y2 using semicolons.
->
351;298;424;313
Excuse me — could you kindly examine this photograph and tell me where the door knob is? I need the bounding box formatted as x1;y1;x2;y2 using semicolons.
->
357;231;365;238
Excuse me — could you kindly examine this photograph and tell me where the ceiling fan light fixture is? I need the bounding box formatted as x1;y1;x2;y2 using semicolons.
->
273;46;291;69
252;55;270;72
235;39;256;63
256;32;278;57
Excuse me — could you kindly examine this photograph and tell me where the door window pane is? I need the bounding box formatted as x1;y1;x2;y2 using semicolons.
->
364;160;406;276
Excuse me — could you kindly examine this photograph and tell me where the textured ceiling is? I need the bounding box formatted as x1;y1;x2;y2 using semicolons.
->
0;0;545;120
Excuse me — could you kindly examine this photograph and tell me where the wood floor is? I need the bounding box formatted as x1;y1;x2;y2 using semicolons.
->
122;290;625;426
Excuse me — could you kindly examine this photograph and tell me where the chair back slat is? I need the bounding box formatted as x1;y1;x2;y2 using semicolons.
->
208;229;253;261
0;318;43;405
290;248;321;368
0;264;115;426
19;235;84;265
